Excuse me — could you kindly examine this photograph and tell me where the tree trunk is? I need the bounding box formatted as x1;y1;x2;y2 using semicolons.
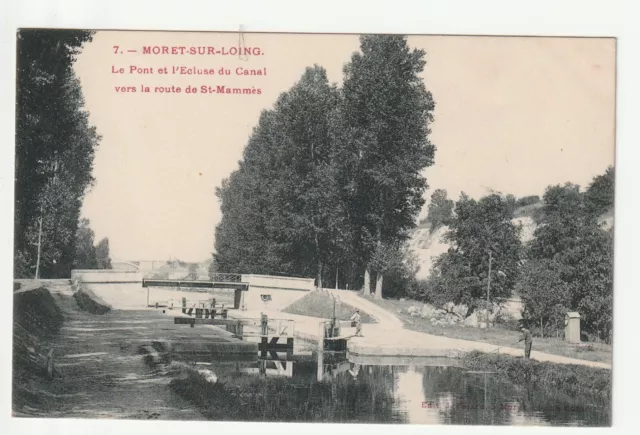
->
315;232;322;290
35;214;43;280
363;268;371;296
374;223;383;300
375;272;383;300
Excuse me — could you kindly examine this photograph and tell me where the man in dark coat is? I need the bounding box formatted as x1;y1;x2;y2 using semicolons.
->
518;327;533;359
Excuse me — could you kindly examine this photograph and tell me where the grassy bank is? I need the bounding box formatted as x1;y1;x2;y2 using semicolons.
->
366;296;612;364
462;350;611;401
73;286;112;314
283;291;376;323
13;286;65;410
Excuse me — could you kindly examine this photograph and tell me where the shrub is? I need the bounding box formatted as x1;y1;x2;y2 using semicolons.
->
462;351;611;401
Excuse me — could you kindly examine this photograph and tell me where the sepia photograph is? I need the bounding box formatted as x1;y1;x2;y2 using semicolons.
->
11;28;615;426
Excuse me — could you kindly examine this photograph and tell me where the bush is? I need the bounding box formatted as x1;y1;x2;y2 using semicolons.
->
462;351;611;401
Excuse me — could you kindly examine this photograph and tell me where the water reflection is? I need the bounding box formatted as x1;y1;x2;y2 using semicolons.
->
169;350;609;426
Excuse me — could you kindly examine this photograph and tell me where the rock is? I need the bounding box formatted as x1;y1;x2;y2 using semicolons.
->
421;304;436;318
410;310;421;317
435;309;447;315
407;305;420;315
444;302;456;313
400;298;406;302
487;310;498;323
464;312;478;327
453;304;469;318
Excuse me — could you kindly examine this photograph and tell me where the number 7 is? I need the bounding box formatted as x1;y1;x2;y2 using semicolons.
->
113;46;119;54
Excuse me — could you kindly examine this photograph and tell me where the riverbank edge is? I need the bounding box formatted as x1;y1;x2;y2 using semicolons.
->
461;350;612;402
72;282;113;314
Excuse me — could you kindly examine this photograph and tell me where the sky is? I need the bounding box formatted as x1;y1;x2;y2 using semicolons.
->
73;31;615;263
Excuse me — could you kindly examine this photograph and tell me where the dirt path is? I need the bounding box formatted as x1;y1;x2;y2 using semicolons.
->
14;290;205;420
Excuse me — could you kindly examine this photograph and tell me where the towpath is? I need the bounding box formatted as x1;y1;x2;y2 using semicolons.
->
324;289;612;370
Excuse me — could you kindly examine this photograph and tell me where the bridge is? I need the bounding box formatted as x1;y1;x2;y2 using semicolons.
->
142;275;248;309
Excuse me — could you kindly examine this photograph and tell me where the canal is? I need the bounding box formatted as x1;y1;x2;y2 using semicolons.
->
161;349;610;426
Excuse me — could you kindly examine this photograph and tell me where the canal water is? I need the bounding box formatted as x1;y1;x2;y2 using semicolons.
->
166;353;610;426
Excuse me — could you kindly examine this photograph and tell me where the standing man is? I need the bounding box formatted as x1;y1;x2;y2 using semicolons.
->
518;327;533;359
351;309;363;337
260;312;268;336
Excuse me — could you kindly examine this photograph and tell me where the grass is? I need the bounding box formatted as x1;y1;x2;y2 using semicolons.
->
365;296;612;364
283;291;376;323
462;350;611;402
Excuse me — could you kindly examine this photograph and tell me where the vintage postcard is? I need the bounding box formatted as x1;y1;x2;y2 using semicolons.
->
12;29;615;426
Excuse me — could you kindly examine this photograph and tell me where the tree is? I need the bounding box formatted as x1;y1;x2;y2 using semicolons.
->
14;29;99;278
74;218;98;269
429;193;522;309
517;258;571;336
584;165;614;217
95;238;112;269
522;174;614;341
337;34;436;299
426;189;454;232
528;183;588;260
214;66;346;285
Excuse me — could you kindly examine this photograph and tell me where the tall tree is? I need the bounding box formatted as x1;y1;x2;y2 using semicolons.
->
430;193;523;309
426;189;454;231
584;165;615;217
95;237;112;269
214;66;345;284
14;29;99;278
73;218;98;269
337;34;436;298
522;174;614;341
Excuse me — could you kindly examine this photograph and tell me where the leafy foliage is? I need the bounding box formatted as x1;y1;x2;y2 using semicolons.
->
214;35;436;296
428;193;523;308
95;238;112;269
337;35;436;280
584;165;614;217
73;219;98;269
14;30;100;278
73;219;111;270
519;171;614;341
424;189;454;231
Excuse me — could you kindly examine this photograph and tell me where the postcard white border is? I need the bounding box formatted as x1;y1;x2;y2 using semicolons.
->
1;1;638;434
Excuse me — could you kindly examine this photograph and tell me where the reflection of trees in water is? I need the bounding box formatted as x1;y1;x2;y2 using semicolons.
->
169;363;403;423
521;387;610;426
420;367;516;425
419;366;610;426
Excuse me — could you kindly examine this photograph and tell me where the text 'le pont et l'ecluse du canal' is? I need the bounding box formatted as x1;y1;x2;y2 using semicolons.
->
111;66;267;94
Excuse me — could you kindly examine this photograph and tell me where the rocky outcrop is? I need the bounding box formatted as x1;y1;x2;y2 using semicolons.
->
404;301;513;329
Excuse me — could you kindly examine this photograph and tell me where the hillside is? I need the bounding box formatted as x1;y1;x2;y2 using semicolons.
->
410;202;612;280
